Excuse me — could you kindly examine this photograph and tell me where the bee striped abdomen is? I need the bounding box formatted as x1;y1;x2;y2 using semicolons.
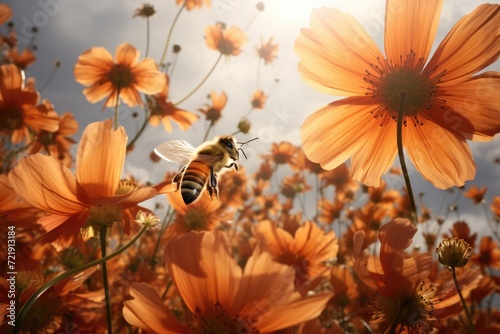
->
181;160;210;204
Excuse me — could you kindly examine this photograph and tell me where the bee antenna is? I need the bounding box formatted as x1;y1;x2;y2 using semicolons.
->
237;137;259;147
236;137;258;160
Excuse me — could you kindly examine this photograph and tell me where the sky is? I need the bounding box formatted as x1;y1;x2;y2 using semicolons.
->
6;0;500;237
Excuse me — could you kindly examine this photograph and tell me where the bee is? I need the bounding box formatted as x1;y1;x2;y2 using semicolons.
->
154;135;257;205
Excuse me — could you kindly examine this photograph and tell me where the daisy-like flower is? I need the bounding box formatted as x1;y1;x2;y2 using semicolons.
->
436;237;473;269
132;3;156;18
463;185;487;204
176;0;210;11
205;22;248;56
470;236;500;269
256;36;278;65
29;112;78;167
6;47;36;69
123;231;332;332
254;220;338;288
148;75;198;132
0;4;12;25
0;64;59;144
8;119;171;243
250;89;266;109
198;90;227;123
74;42;166;108
295;2;500;189
491;196;500;221
353;218;481;333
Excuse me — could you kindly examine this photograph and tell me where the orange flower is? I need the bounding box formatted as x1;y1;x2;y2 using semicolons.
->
132;3;156;18
256;36;279;65
74;42;166;108
264;141;297;166
491;196;500;220
198;90;227;123
205;22;248;56
0;64;59;144
470;236;500;269
250;88;266;109
444;221;477;249
0;4;12;25
148;75;198;132
29;112;78;167
353;218;481;332
6;47;36;69
124;231;332;332
295;2;500;189
463;185;487;204
0;174;42;224
8;119;170;243
176;0;210;11
254;220;338;288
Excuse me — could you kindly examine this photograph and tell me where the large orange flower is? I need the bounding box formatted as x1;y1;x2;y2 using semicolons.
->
8;119;170;243
0;64;59;144
295;2;500;189
74;42;166;108
123;231;332;332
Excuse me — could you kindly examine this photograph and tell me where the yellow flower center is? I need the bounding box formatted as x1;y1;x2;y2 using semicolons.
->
108;64;134;89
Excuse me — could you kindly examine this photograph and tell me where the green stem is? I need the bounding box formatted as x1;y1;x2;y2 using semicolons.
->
13;225;149;334
159;1;185;69
451;267;475;334
396;92;417;225
100;227;113;334
150;207;174;268
175;53;223;106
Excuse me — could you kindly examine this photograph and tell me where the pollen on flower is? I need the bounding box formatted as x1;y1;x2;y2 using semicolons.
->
116;179;141;195
436;237;473;269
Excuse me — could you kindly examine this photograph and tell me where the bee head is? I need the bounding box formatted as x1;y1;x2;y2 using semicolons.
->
218;135;239;160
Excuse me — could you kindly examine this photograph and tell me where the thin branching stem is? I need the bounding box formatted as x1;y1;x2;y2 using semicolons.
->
159;1;186;68
100;227;113;334
451;266;475;334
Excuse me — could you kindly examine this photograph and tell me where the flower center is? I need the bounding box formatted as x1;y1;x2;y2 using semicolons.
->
364;51;447;126
0;107;23;133
108;64;134;89
189;302;259;334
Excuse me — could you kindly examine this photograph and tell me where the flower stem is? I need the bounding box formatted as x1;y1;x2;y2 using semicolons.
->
100;227;113;334
451;267;475;334
114;88;121;130
39;61;60;94
175;53;223;106
397;92;417;225
127;104;151;150
145;17;151;57
150;207;174;268
159;1;185;69
13;225;149;334
202;122;215;142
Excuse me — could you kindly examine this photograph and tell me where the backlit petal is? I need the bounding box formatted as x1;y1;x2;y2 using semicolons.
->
384;0;443;67
131;58;166;94
164;231;241;315
427;4;500;85
115;42;140;66
8;154;85;214
76;120;127;198
123;282;186;333
301;97;384;171
438;72;500;141
294;7;383;96
74;46;113;85
405;119;475;189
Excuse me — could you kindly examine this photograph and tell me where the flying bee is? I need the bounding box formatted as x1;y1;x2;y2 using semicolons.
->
154;135;258;205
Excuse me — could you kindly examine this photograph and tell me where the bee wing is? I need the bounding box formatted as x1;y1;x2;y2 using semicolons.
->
154;139;197;166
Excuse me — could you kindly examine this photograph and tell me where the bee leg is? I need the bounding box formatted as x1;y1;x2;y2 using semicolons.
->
172;165;186;192
226;162;239;173
207;166;219;200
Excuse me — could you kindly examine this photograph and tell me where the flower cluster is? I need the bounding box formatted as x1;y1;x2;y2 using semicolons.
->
1;1;499;333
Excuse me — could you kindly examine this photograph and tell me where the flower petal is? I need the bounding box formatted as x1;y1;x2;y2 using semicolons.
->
301;97;384;171
404;119;475;189
115;42;140;66
384;0;443;68
123;282;186;333
350;114;397;187
76;119;127;198
74;46;113;86
438;72;500;142
82;82;114;104
164;231;241;315
8;154;85;214
427;4;500;85
294;7;384;96
131;58;166;95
